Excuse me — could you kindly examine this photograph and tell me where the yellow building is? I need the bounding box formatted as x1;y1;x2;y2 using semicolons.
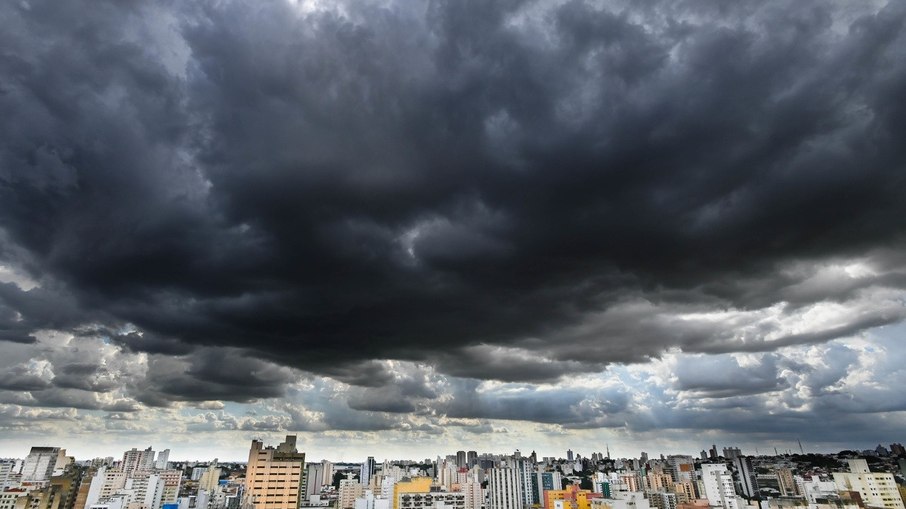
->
243;436;305;509
672;482;695;504
543;485;599;509
392;478;433;509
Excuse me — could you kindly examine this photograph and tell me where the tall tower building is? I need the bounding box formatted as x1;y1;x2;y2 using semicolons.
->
488;468;524;509
243;436;305;509
733;457;757;499
360;457;376;487
21;447;66;483
305;463;324;501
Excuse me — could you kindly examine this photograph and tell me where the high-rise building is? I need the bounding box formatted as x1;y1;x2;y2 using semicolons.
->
121;448;155;477
21;448;66;483
467;452;478;468
515;460;533;507
488;468;524;509
733;458;757;499
304;463;323;501
832;459;905;509
198;462;221;493
700;464;738;509
154;451;170;471
533;472;562;505
722;449;741;462
461;481;484;509
0;462;17;490
242;436;305;509
360;458;376;488
156;469;182;509
338;479;363;509
665;457;694;485
320;461;335;488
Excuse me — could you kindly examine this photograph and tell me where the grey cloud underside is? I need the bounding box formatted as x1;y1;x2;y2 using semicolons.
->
1;0;906;414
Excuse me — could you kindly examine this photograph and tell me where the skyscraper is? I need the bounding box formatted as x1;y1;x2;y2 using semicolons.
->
243;436;305;509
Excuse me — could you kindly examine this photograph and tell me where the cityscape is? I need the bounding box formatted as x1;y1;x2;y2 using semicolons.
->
3;6;906;509
3;438;906;509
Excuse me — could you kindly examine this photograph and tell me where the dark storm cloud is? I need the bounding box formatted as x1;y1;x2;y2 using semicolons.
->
1;0;906;412
133;349;298;407
673;354;787;398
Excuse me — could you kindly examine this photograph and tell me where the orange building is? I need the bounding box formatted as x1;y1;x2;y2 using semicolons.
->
543;485;601;509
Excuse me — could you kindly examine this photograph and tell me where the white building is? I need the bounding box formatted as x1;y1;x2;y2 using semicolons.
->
700;464;739;509
799;480;838;505
488;468;523;509
832;459;905;509
0;489;27;509
339;480;364;509
20;447;65;483
590;492;651;509
121;448;156;477
460;481;484;509
155;451;170;471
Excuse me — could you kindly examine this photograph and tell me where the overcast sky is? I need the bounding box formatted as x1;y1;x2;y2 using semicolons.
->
1;0;906;461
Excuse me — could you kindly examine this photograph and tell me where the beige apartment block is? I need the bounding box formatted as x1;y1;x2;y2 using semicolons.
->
243;436;305;509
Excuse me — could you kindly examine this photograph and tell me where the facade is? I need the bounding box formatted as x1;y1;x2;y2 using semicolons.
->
392;479;432;509
198;465;222;494
304;464;323;502
397;491;465;509
647;493;676;509
154;452;169;472
21;449;65;483
589;493;651;509
487;469;523;509
120;449;155;478
832;460;905;509
338;480;364;509
733;458;757;499
544;486;599;509
360;459;376;489
242;436;305;509
700;465;737;509
0;490;28;509
533;472;562;505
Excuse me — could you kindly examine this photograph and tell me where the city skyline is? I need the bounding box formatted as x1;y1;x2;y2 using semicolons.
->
3;1;906;458
0;439;901;465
